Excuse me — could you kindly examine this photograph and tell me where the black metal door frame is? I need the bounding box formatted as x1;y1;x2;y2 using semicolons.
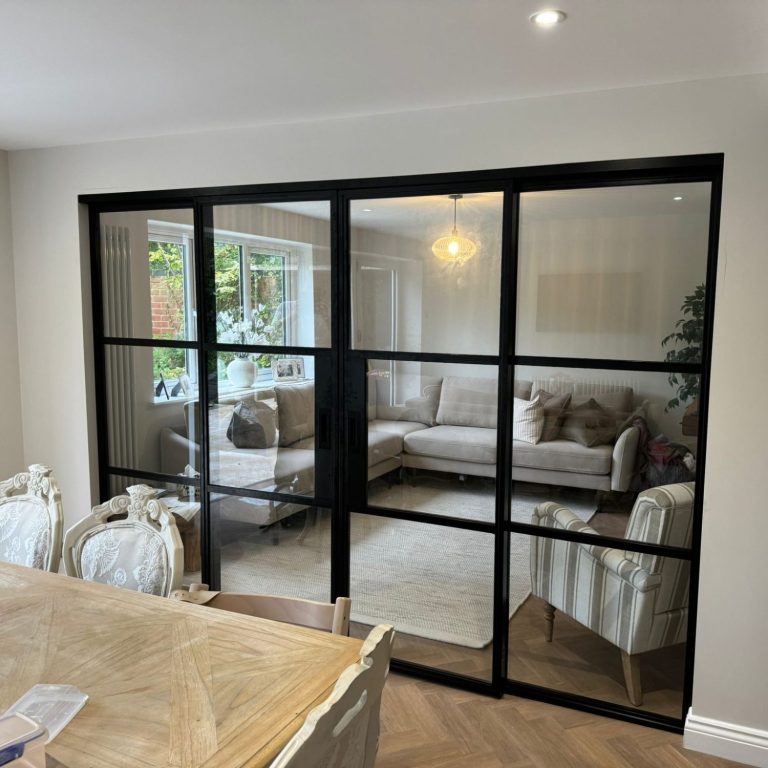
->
82;152;723;733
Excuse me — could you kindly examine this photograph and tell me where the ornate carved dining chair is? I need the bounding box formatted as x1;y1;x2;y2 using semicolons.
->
269;625;395;768
0;464;63;572
63;484;183;596
530;482;694;706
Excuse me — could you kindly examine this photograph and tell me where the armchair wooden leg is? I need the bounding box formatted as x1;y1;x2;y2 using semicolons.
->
621;651;643;706
544;603;555;642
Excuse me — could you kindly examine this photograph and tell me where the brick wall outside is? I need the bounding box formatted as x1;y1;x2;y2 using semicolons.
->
151;276;184;338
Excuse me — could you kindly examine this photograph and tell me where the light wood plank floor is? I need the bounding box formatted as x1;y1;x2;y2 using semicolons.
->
377;673;746;768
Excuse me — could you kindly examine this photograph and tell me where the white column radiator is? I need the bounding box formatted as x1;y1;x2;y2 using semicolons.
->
101;225;137;492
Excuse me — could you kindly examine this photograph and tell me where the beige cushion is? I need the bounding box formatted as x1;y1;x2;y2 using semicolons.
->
369;420;429;439
398;382;443;426
275;381;315;446
571;387;633;422
514;380;533;400
561;398;617;447
404;425;497;464
512;396;544;444
512;439;613;475
436;377;497;429
535;390;572;442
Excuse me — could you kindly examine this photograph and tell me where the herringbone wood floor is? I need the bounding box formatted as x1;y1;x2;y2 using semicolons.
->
377;673;745;768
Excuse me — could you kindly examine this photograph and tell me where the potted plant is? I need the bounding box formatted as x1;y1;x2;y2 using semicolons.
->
662;283;705;435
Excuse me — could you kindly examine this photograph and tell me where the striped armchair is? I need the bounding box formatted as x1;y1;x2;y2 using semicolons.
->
530;482;694;706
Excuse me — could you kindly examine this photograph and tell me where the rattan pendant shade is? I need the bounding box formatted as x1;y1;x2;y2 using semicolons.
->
431;194;477;265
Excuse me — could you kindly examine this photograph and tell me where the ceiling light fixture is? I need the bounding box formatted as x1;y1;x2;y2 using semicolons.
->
431;194;477;266
362;208;373;212
673;196;683;201
530;9;567;26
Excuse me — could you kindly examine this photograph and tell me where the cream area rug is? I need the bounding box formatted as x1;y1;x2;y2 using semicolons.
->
219;480;595;649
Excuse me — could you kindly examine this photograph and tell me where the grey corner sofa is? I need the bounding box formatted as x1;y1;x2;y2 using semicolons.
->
369;376;640;493
160;375;640;530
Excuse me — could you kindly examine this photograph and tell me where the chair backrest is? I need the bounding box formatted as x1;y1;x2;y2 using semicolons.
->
0;464;63;572
358;624;395;768
624;482;694;612
62;484;183;597
269;624;395;768
173;585;352;635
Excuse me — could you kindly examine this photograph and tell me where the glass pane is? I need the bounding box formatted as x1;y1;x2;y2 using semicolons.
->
511;366;698;545
350;192;503;355
212;494;330;601
107;474;201;583
350;512;494;681
208;353;317;494
100;209;196;341
367;361;498;523
212;202;331;348
516;183;710;361
510;533;690;718
105;344;199;475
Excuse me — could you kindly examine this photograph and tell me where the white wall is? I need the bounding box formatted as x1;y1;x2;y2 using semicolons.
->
8;73;768;758
0;151;24;477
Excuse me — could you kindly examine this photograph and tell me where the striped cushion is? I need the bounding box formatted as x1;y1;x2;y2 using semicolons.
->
512;397;544;444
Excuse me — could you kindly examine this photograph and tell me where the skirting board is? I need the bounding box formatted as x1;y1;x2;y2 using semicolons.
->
685;709;768;767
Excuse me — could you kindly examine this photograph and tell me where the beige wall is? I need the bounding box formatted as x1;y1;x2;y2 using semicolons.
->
7;74;768;754
0;151;23;477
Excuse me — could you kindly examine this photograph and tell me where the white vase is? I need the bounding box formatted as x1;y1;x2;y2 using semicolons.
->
226;357;256;388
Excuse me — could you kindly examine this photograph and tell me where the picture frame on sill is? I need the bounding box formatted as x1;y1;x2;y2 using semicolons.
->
272;357;305;382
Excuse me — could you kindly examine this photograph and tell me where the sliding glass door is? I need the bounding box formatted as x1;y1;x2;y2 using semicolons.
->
86;153;721;732
505;181;715;720
345;190;505;685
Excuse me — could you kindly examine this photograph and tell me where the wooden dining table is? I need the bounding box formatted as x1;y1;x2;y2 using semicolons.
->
0;562;363;767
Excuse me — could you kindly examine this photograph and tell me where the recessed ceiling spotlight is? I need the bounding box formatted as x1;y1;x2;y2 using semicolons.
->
530;9;567;26
673;196;683;201
362;208;373;212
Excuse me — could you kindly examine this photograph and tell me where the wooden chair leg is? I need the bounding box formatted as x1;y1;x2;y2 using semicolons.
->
621;651;643;706
544;603;555;642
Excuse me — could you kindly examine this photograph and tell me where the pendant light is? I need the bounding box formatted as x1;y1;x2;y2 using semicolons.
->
431;194;477;265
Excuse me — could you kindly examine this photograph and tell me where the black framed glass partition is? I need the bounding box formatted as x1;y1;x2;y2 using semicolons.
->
84;154;722;733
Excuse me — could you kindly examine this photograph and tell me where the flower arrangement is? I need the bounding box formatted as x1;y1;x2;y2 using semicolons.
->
216;307;277;358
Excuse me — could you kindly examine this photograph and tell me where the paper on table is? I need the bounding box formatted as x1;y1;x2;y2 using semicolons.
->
4;685;88;744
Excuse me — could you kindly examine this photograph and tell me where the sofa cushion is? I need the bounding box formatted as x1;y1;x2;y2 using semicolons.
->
512;396;544;444
275;381;315;446
512;438;613;475
571;387;633;422
560;398;617;447
369;420;428;439
514;379;533;400
535;390;572;442
400;382;443;426
404;425;497;464
436;377;497;429
226;400;277;449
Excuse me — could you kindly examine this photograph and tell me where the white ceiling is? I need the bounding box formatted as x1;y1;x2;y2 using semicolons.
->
1;0;767;150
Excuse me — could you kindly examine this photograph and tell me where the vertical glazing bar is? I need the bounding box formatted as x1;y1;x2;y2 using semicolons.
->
194;203;218;588
493;183;518;693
